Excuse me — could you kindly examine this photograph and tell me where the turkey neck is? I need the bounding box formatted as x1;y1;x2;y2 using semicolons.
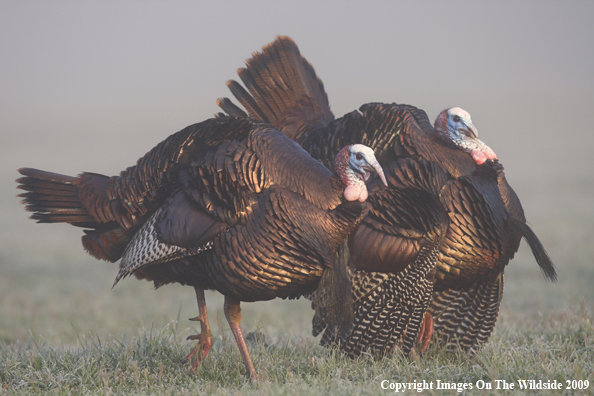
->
408;127;478;179
300;104;478;180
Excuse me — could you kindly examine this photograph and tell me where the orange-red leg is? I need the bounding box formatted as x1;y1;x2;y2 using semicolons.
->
185;288;212;370
224;296;257;381
416;311;434;353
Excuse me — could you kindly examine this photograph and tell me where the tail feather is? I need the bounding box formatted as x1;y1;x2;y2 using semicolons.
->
227;78;271;122
237;66;281;121
506;216;557;281
77;172;119;225
218;36;334;141
17;182;79;197
25;206;87;215
18;193;81;208
17;167;77;184
216;97;249;118
17;168;94;226
17;168;142;262
30;214;96;226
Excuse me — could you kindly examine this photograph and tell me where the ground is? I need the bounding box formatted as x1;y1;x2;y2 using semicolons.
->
1;180;593;394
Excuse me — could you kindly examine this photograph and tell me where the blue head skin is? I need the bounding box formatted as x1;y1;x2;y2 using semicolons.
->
434;107;497;165
334;144;387;202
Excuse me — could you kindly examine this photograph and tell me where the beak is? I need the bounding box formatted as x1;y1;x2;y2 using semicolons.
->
462;122;479;139
363;159;388;187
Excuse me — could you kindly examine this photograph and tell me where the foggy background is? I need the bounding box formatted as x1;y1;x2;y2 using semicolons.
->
1;1;593;342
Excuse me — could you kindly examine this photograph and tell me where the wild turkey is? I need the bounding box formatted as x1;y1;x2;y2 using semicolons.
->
216;36;557;357
16;116;387;380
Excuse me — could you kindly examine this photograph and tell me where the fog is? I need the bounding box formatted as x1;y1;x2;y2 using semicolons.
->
1;1;593;268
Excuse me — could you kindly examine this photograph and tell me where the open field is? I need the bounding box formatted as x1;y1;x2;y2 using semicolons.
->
2;2;593;394
1;177;593;394
0;305;591;395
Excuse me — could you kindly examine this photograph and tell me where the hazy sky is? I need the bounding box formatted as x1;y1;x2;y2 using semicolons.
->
1;1;593;250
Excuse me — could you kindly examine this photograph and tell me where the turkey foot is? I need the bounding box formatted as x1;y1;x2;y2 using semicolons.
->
224;296;258;381
416;311;434;353
185;288;213;370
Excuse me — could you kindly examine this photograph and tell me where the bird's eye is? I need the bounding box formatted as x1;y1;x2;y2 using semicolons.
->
356;153;363;160
452;115;461;122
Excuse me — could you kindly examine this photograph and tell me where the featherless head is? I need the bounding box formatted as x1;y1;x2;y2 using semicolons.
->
434;107;497;165
334;144;387;202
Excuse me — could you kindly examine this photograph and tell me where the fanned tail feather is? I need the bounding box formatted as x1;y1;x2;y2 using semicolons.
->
218;36;334;141
225;80;270;122
216;97;249;118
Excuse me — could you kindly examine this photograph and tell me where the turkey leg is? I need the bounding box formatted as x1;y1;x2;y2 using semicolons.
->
185;288;213;370
416;311;434;353
224;296;257;381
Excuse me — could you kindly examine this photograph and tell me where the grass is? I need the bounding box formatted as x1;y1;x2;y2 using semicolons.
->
1;178;593;395
0;306;592;395
1;247;593;396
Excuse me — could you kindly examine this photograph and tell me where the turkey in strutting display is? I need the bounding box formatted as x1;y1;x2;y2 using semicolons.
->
17;115;387;380
216;36;557;358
